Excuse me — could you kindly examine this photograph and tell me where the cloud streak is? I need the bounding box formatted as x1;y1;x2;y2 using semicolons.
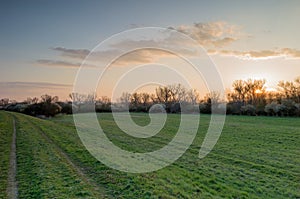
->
36;59;97;68
51;47;90;59
37;59;82;68
91;48;178;67
0;82;72;101
208;48;300;60
0;81;72;88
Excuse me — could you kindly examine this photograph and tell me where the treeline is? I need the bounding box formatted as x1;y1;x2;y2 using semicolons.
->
227;78;300;116
0;95;69;117
1;77;300;117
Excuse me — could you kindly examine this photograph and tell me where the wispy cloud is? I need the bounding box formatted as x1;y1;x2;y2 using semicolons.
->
208;48;300;60
36;47;91;68
36;59;96;68
281;48;300;58
110;49;156;65
0;82;72;100
87;48;182;67
0;81;72;88
172;21;240;48
51;47;90;59
37;59;82;68
38;46;194;68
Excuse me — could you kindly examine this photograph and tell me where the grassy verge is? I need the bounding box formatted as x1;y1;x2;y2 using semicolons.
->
0;111;13;198
13;112;104;198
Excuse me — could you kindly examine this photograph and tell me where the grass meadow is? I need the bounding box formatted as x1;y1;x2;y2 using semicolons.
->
0;111;299;198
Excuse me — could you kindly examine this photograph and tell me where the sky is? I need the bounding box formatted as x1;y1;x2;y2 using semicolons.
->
0;0;300;101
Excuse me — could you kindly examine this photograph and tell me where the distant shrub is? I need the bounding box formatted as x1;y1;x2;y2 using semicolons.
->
24;102;61;117
226;102;241;115
6;103;28;113
295;103;300;116
264;101;278;116
57;102;73;114
95;104;112;112
281;99;297;116
181;104;199;114
276;104;286;116
134;105;148;113
42;102;62;117
76;103;94;113
149;104;166;113
24;103;43;116
199;102;211;114
241;104;256;116
170;103;181;113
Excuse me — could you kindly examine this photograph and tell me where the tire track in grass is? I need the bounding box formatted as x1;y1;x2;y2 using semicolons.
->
7;117;18;199
23;116;108;199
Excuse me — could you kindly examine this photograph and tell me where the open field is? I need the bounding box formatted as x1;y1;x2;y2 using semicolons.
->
0;111;299;198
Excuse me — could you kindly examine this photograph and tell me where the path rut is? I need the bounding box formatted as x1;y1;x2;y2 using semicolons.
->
7;117;18;199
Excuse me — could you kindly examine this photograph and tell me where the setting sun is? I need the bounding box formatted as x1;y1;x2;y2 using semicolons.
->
255;89;263;94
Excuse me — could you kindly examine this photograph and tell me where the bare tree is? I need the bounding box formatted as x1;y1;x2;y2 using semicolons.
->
69;93;84;103
230;80;247;103
206;91;220;104
229;79;266;105
69;92;96;104
98;96;111;105
169;84;187;103
118;92;131;105
278;77;300;103
140;93;151;106
41;94;59;104
155;86;172;104
0;98;9;106
130;92;142;107
24;97;39;104
186;89;200;104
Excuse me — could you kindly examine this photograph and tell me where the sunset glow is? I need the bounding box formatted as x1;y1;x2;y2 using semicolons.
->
255;89;263;94
0;1;299;101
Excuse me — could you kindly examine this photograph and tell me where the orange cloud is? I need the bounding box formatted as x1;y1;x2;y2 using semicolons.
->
99;49;177;67
36;59;96;68
37;59;82;68
208;48;300;60
174;21;240;48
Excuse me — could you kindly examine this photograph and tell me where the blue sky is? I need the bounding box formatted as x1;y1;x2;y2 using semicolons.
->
1;1;300;100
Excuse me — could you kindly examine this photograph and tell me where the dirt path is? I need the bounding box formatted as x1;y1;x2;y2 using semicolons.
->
7;118;18;199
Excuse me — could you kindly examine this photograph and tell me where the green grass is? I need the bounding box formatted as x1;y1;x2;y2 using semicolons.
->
13;113;104;198
0;112;13;198
1;111;299;198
